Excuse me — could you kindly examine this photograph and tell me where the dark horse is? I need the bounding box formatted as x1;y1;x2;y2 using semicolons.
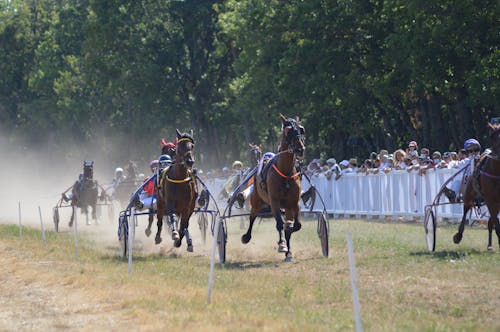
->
242;114;305;261
454;122;500;251
157;129;198;251
248;143;262;168
69;160;99;226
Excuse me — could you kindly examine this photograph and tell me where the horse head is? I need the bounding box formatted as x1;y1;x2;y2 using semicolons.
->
83;160;94;181
488;122;500;156
248;143;262;167
279;113;305;160
176;129;195;168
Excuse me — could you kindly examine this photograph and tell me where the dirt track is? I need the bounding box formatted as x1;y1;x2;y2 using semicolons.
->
0;241;133;332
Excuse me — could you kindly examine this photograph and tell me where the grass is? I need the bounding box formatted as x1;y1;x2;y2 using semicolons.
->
0;216;499;331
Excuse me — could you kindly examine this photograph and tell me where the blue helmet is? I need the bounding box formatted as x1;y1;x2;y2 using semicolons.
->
464;138;481;150
158;154;172;167
263;152;275;159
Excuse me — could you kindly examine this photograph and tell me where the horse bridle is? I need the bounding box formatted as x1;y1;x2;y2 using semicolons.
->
283;119;305;156
176;136;195;167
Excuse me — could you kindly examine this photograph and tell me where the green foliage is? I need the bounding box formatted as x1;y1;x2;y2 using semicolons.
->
0;0;497;167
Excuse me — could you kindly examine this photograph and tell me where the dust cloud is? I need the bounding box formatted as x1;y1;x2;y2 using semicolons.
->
0;131;231;257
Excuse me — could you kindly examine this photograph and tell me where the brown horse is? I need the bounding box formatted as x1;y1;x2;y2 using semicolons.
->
242;114;305;261
453;122;500;251
157;129;198;251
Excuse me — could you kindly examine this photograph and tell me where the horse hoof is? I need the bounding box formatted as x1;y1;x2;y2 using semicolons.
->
453;233;462;244
155;236;162;245
284;256;293;263
278;242;288;253
241;234;251;244
187;245;193;252
172;231;180;241
174;239;182;248
145;228;151;237
293;222;302;232
68;222;73;227
487;246;493;251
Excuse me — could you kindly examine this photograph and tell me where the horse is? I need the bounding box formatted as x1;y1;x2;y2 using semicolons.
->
157;129;198;251
248;143;262;168
453;122;500;251
113;160;140;209
69;160;99;226
242;114;305;261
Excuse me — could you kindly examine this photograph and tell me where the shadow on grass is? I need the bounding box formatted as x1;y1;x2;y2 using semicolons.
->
217;261;274;270
410;248;482;260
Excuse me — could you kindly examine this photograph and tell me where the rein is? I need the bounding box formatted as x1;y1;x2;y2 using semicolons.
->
272;164;300;179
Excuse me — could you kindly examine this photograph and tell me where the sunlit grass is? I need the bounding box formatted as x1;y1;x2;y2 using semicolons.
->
0;217;498;331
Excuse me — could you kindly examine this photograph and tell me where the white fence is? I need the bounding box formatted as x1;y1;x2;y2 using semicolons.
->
205;168;479;221
302;168;467;220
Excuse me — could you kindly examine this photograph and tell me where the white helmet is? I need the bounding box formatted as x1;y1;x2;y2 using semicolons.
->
115;167;124;176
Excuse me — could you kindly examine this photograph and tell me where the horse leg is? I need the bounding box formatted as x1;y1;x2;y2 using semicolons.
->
292;205;302;233
241;213;257;244
184;228;193;252
273;204;288;253
486;204;500;251
283;209;297;261
145;209;154;237
167;213;180;241
454;202;472;244
176;216;192;251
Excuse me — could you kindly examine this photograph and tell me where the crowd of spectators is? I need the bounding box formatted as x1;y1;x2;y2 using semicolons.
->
305;140;469;180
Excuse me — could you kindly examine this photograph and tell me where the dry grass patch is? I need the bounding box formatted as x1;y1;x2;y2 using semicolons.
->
0;217;498;331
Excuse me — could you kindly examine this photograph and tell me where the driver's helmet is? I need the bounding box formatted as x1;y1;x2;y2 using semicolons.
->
464;138;481;152
158;154;172;168
149;159;159;172
115;167;124;177
232;160;243;169
262;152;275;161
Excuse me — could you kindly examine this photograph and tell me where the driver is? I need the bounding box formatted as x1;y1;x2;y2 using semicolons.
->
443;138;482;202
136;160;159;211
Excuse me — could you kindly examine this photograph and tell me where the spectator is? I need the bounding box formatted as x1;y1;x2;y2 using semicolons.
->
436;151;450;169
357;159;372;174
336;160;351;180
348;158;359;172
379;154;392;171
406;153;421;172
407;141;418;158
307;159;322;177
458;149;467;161
325;158;340;180
431;151;443;168
369;152;378;168
448;151;459;168
393;149;408;170
382;156;395;174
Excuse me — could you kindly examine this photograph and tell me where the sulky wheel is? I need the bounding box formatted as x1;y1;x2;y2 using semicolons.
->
317;212;329;257
53;207;60;233
217;221;227;264
424;207;436;252
118;213;129;258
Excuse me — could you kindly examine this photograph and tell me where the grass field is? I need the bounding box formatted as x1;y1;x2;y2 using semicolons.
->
0;216;498;331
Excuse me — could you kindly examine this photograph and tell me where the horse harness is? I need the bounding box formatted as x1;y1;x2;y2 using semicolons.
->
471;152;500;200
